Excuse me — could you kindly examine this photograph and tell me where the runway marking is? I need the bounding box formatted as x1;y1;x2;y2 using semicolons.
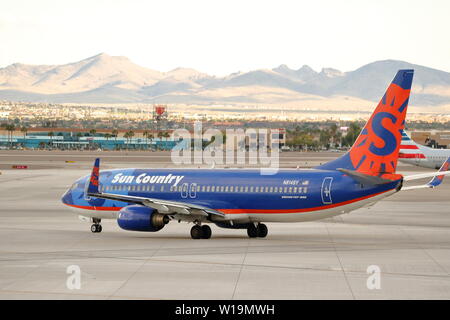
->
324;222;355;299
231;238;250;299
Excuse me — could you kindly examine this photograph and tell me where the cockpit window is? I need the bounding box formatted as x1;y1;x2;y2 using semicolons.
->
70;182;78;191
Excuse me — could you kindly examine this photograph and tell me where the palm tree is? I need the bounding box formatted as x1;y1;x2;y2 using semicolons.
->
143;130;149;150
6;124;16;145
89;129;97;136
148;133;154;150
112;129;118;141
20;126;28;139
128;130;135;150
104;133;111;140
48;131;54;148
329;123;338;147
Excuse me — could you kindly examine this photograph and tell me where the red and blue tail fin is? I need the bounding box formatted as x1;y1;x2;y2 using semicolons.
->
399;129;426;160
318;69;414;178
87;158;100;195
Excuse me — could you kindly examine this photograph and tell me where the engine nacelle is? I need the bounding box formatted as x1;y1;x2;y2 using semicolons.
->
117;205;169;232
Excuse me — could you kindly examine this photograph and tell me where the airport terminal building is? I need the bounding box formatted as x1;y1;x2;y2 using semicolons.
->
0;128;177;150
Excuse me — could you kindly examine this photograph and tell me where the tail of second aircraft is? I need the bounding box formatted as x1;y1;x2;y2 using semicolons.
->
318;69;414;179
399;130;426;160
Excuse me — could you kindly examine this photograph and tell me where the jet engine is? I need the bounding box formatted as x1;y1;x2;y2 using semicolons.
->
117;205;169;232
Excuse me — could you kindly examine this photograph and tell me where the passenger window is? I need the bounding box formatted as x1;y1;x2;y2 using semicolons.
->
160;186;164;192
250;186;254;192
230;186;234;192
265;186;269;192
289;187;292;193
211;186;215;192
255;186;259;192
269;187;273;193
225;186;229;192
293;187;298;193
240;186;244;192
284;187;288;193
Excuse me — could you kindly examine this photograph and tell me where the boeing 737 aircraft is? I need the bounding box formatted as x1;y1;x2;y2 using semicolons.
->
61;70;450;239
399;130;450;169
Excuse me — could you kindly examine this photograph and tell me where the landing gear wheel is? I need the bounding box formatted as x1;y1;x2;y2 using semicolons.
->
201;225;212;239
190;225;203;239
257;224;268;238
91;224;102;233
247;224;258;238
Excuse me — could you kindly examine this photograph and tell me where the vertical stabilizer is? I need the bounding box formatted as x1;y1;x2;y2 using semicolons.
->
318;69;414;178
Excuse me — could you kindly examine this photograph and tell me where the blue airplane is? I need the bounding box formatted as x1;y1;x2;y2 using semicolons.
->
61;70;450;239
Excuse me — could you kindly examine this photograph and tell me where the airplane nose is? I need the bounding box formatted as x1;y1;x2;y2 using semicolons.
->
61;188;73;205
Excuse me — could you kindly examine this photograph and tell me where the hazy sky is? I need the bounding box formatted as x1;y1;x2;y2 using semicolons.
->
1;0;449;75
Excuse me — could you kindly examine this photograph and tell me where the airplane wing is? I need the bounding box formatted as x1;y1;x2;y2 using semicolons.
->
402;157;450;190
86;158;225;219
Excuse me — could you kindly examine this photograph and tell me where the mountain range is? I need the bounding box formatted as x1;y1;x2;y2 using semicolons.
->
1;53;450;107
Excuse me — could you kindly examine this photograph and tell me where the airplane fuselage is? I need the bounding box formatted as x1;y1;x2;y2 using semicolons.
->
400;145;450;169
61;168;401;225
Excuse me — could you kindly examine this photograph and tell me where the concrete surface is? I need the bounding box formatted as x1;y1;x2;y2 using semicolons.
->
0;150;449;299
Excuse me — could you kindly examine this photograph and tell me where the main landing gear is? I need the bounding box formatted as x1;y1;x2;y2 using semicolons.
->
190;224;212;239
247;223;268;238
91;218;102;233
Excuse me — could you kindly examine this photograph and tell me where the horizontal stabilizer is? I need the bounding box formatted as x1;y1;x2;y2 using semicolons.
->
402;157;450;190
337;168;393;185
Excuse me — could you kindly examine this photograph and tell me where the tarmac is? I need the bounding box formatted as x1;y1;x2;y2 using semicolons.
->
0;150;449;299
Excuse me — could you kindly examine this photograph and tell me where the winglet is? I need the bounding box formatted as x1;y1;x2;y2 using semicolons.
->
428;157;450;188
87;158;100;195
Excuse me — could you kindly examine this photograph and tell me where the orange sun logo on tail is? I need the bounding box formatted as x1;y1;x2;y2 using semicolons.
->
349;73;413;177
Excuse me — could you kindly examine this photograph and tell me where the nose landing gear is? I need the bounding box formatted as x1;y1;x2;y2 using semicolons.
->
91;218;102;233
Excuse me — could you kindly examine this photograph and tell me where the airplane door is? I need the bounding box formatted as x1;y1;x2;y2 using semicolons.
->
181;183;189;198
189;183;197;199
321;177;333;204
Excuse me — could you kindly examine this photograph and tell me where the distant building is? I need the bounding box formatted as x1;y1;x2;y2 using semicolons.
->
410;131;450;149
